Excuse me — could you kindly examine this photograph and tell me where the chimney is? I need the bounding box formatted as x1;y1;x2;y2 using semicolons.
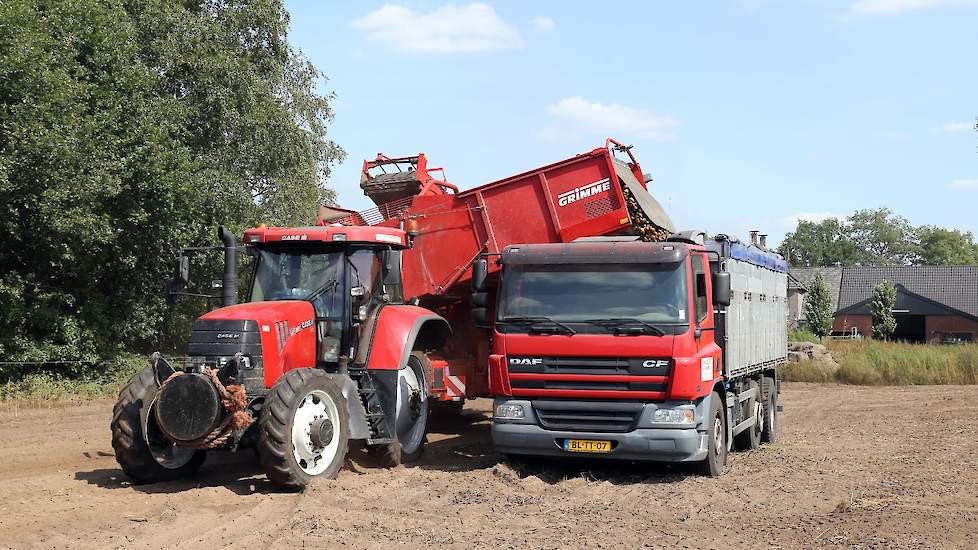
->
749;230;759;246
759;234;768;249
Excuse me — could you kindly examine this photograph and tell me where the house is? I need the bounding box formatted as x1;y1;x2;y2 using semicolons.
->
788;266;978;343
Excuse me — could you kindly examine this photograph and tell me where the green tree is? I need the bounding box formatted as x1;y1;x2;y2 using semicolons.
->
915;226;978;265
847;208;917;266
779;218;863;267
0;0;343;362
871;280;897;341
803;272;834;339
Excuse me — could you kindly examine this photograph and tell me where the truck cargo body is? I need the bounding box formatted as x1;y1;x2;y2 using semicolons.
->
489;234;787;472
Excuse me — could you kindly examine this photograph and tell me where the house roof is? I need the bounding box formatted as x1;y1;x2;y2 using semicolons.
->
837;266;978;318
788;265;978;318
789;267;844;310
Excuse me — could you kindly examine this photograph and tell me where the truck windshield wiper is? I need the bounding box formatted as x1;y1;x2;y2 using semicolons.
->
583;318;665;336
500;316;577;335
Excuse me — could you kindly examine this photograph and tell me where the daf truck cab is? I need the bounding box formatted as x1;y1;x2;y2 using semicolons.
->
483;233;786;475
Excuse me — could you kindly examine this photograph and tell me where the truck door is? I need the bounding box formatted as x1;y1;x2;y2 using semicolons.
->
691;253;720;383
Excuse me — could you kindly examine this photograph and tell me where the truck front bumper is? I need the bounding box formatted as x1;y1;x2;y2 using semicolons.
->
491;399;710;463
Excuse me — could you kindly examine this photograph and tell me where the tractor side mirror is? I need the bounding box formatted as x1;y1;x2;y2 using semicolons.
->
713;271;731;307
166;255;190;304
472;259;488;292
472;306;489;328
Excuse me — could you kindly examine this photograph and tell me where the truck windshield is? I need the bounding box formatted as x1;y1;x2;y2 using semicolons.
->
250;247;344;318
497;263;688;324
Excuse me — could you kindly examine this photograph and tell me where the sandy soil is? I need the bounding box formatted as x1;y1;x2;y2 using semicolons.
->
0;383;976;549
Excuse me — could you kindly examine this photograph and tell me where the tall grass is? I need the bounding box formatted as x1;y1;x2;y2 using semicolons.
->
788;329;821;344
783;340;978;385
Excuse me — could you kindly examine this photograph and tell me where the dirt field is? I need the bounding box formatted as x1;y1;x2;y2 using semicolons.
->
0;383;976;549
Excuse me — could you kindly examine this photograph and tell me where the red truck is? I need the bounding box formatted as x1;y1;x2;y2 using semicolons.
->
479;231;787;475
112;139;746;487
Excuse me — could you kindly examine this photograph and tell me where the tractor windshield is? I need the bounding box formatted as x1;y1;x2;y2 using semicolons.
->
497;263;688;324
250;247;344;318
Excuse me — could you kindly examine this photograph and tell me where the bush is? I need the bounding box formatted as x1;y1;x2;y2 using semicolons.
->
0;354;145;403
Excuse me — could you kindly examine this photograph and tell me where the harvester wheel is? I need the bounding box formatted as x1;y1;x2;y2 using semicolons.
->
734;380;762;451
697;391;727;477
111;366;205;484
257;368;349;489
761;375;779;443
367;352;429;466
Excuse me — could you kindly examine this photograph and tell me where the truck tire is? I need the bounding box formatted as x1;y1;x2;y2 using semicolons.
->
257;368;349;489
111;365;205;484
697;391;727;477
761;375;778;443
734;380;762;451
367;352;429;466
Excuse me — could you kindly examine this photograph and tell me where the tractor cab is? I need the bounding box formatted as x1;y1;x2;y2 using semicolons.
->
241;224;409;368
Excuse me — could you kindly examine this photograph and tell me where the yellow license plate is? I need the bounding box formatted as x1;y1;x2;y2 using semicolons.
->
563;439;612;453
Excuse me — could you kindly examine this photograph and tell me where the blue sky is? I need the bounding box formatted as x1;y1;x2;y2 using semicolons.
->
283;1;978;245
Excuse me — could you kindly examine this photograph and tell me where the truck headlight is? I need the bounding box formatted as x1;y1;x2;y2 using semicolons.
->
494;403;525;419
652;407;695;424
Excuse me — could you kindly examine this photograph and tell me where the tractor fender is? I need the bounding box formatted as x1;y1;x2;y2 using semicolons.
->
324;373;371;440
362;304;451;371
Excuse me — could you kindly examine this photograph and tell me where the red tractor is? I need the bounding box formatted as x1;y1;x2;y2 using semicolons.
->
111;140;674;488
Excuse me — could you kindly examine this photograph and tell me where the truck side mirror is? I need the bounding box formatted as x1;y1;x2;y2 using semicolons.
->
713;271;731;307
166;255;190;304
472;258;488;292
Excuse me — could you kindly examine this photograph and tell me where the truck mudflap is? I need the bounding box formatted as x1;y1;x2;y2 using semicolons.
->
490;397;713;463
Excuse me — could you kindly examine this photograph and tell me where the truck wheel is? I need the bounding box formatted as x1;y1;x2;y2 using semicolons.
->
257;368;349;489
761;376;778;443
734;380;762;451
111;366;205;484
697;391;727;477
367;352;430;466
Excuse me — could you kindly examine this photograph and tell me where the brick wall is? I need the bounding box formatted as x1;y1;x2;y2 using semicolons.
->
833;314;871;337
925;316;978;341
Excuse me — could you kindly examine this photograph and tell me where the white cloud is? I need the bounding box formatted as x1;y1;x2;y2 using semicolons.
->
351;4;524;54
780;212;843;226
949;178;978;190
939;121;974;133
545;97;678;140
849;0;978;16
531;16;555;31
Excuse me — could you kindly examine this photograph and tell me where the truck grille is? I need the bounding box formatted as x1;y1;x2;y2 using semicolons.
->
533;400;643;433
507;356;670;376
507;356;670;394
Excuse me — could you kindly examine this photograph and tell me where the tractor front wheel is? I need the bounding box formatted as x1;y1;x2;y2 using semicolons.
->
257;368;350;489
111;366;205;484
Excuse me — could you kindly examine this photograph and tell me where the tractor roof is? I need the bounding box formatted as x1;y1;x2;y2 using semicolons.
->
243;225;407;248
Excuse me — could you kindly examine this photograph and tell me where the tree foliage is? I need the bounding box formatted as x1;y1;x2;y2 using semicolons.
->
871;280;897;341
803;272;834;339
779;208;978;267
0;0;343;362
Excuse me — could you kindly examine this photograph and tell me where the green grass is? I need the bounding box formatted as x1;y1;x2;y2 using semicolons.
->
783;340;978;385
0;354;145;405
788;329;822;344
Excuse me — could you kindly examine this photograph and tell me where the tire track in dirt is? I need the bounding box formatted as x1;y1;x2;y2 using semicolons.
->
1;384;977;549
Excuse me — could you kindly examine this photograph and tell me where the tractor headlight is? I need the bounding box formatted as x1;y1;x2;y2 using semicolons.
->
494;403;525;419
652;406;695;424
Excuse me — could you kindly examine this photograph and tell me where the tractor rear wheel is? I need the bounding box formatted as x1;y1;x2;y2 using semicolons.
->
257;368;349;489
111;366;205;484
367;352;430;466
